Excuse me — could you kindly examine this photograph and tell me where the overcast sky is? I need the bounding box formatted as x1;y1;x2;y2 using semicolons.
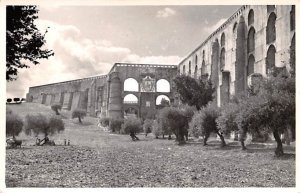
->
6;5;240;98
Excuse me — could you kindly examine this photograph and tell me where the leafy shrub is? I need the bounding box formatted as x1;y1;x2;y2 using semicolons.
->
143;119;153;134
24;113;64;138
99;117;110;127
158;107;188;144
6;111;23;139
189;103;225;146
71;108;87;123
151;120;161;138
234;74;295;156
121;117;143;134
216;102;239;136
174;75;214;110
51;103;62;115
109;118;124;133
13;98;20;102
7;98;12;103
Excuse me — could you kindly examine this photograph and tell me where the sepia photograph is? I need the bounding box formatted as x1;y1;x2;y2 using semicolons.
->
3;1;297;191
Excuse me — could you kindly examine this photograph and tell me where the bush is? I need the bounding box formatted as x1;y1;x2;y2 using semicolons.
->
158;107;188;144
216;102;239;136
51;103;62;115
189;103;225;146
143;119;153;135
121;117;142;134
234;74;295;156
13;98;20;102
72;108;87;124
24;113;64;138
6;111;23;139
151;120;161;138
109;118;124;133
7;98;12;103
99;117;110;127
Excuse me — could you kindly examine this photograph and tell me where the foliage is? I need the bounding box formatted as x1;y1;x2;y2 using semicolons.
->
174;75;214;110
6;111;23;139
6;6;54;81
121;117;143;134
157;107;174;137
159;98;170;107
72;108;87;124
143;119;153;134
51;103;62;115
109;118;124;133
216;102;239;136
151;120;162;138
24;113;64;138
158;107;188;144
99;117;110;127
189;103;225;146
13;98;20;102
234;73;295;155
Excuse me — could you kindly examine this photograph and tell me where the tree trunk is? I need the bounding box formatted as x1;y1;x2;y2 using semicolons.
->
203;134;209;146
216;131;226;147
55;110;60;115
239;128;247;150
78;116;82;124
234;131;239;141
273;130;284;157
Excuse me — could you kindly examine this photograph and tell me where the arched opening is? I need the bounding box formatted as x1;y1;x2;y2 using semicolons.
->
221;33;225;47
266;45;276;75
247;55;255;76
188;61;191;76
290;5;295;31
202;50;205;60
220;72;230;106
266;12;276;44
220;48;225;71
195;55;198;65
194;65;198;79
156;79;170;92
123;94;138;104
201;60;206;75
124;78;139;92
183;65;186;75
248;9;254;26
247;27;256;53
235;16;247;93
156;95;170;106
267;5;275;14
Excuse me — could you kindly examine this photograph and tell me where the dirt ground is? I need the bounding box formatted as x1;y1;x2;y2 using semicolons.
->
5;103;296;187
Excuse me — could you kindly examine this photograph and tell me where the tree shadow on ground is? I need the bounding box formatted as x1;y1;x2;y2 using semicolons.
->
73;121;94;126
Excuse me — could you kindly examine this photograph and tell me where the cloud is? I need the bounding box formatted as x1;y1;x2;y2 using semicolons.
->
156;8;176;18
203;18;227;34
6;19;181;98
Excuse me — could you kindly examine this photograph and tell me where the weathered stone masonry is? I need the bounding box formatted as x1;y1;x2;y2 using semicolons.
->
27;5;295;117
27;63;178;119
178;5;295;106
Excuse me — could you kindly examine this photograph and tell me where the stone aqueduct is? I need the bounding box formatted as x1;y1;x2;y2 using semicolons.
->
26;5;295;119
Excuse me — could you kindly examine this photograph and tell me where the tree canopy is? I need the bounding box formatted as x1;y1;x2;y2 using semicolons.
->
174;75;214;110
6;6;54;81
